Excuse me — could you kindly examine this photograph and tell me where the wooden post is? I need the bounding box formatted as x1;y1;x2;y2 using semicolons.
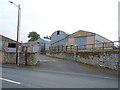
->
92;44;94;50
57;46;59;51
66;46;67;51
61;45;63;51
102;43;104;50
71;45;72;51
49;46;50;51
77;46;78;51
25;47;28;66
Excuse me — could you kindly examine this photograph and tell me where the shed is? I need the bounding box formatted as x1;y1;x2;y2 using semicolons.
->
67;30;95;48
36;38;51;52
67;30;113;49
50;30;113;50
0;34;18;52
51;30;69;46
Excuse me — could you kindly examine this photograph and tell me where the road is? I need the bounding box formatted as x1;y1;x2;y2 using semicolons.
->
1;55;118;88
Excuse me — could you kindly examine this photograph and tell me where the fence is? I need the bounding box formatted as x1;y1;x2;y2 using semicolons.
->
49;41;120;51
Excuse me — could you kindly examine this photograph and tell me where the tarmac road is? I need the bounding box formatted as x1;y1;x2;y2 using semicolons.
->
1;55;118;88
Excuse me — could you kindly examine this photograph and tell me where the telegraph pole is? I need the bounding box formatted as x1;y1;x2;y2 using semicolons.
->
9;1;21;65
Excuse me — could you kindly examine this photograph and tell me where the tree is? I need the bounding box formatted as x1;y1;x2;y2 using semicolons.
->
44;35;51;40
28;31;40;41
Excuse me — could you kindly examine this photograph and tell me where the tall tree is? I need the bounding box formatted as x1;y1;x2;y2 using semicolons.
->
28;31;40;41
44;35;51;40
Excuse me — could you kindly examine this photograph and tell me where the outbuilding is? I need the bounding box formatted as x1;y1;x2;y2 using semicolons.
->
0;34;18;52
50;30;113;50
67;30;113;49
51;30;69;46
36;38;51;52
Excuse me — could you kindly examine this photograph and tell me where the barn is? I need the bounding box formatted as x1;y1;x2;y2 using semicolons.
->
21;38;51;53
50;30;113;50
51;30;69;46
36;38;51;52
67;30;113;49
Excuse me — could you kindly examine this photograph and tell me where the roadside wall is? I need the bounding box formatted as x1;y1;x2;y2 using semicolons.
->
0;51;2;64
46;50;119;70
0;51;39;66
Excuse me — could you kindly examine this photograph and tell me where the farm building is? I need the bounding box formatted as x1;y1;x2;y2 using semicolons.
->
67;30;113;49
21;42;35;53
21;38;51;53
36;38;51;52
50;30;113;50
51;30;69;46
0;34;18;52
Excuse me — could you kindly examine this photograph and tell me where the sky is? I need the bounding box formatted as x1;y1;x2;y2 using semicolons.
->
0;0;119;42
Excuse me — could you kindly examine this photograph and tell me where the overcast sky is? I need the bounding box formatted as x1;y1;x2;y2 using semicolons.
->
0;0;119;42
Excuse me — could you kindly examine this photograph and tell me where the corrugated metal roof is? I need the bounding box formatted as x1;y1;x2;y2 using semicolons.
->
0;34;17;42
51;30;70;36
42;38;51;42
36;38;51;43
68;30;95;38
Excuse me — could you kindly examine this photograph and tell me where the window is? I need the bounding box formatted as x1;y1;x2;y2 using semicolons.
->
37;42;40;44
57;31;60;35
8;43;16;48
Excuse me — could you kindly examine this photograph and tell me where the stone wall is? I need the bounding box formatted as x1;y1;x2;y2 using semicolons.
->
0;51;39;66
46;50;119;70
0;51;2;64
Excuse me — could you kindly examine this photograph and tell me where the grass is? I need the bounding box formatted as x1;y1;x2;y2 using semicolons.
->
46;49;120;53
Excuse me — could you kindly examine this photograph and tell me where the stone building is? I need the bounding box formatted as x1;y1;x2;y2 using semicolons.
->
0;34;18;52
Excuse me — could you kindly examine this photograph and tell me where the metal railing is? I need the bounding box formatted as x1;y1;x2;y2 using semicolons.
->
49;41;120;51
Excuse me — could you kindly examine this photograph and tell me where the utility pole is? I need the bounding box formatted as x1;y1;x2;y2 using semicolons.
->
9;1;21;65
